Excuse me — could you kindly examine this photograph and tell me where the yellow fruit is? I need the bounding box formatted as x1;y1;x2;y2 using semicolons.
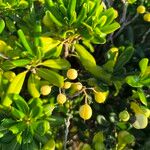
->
71;82;83;91
143;13;150;22
57;93;67;104
63;81;72;89
132;114;148;129
67;69;78;80
3;71;16;82
137;5;146;14
119;110;130;122
94;91;109;103
40;85;51;96
79;104;92;120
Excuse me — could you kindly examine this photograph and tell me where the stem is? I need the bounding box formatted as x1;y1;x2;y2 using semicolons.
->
112;13;138;39
64;43;69;58
141;28;150;44
64;115;72;150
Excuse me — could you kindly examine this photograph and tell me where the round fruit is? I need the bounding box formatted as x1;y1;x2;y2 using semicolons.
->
94;91;109;103
3;71;16;82
63;81;72;89
143;13;150;22
137;5;146;14
57;93;67;104
79;104;92;120
119;110;130;122
66;69;78;80
132;114;148;129
40;85;51;96
71;82;83;91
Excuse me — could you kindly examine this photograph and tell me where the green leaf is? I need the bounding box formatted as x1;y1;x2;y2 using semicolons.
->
28;98;43;108
139;58;149;76
17;29;33;55
137;89;147;106
11;107;26;119
44;44;63;59
1;60;16;71
9;122;26;134
127;0;137;4
140;75;150;87
0;19;5;34
13;94;29;115
100;8;115;25
30;105;43;119
36;68;64;87
82;40;94;52
43;104;55;116
40;58;71;70
101;22;120;34
40;37;61;54
2;71;27;106
1;118;16;128
12;59;31;67
126;75;143;88
113;80;123;96
93;132;105;143
1;138;20;150
74;43;96;65
115;46;134;70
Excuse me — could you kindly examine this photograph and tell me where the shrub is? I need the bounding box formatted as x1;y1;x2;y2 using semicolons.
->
0;0;150;149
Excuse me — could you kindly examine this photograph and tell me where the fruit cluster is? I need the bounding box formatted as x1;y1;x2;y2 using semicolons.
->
137;5;150;22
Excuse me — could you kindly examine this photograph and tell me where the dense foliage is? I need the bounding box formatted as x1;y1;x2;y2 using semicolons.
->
0;0;150;149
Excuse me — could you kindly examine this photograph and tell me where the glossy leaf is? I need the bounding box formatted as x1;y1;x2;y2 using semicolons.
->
139;58;149;76
36;68;64;87
2;71;27;106
126;75;143;88
40;58;71;70
137;89;147;106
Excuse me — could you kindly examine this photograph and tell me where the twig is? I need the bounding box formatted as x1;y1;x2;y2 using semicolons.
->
64;43;69;58
112;13;138;39
64;114;72;150
120;0;128;23
67;89;84;99
105;0;111;7
141;28;150;44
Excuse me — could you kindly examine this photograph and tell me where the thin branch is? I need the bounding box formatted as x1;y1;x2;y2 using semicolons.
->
141;28;150;44
113;13;139;39
120;0;128;23
64;114;72;150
